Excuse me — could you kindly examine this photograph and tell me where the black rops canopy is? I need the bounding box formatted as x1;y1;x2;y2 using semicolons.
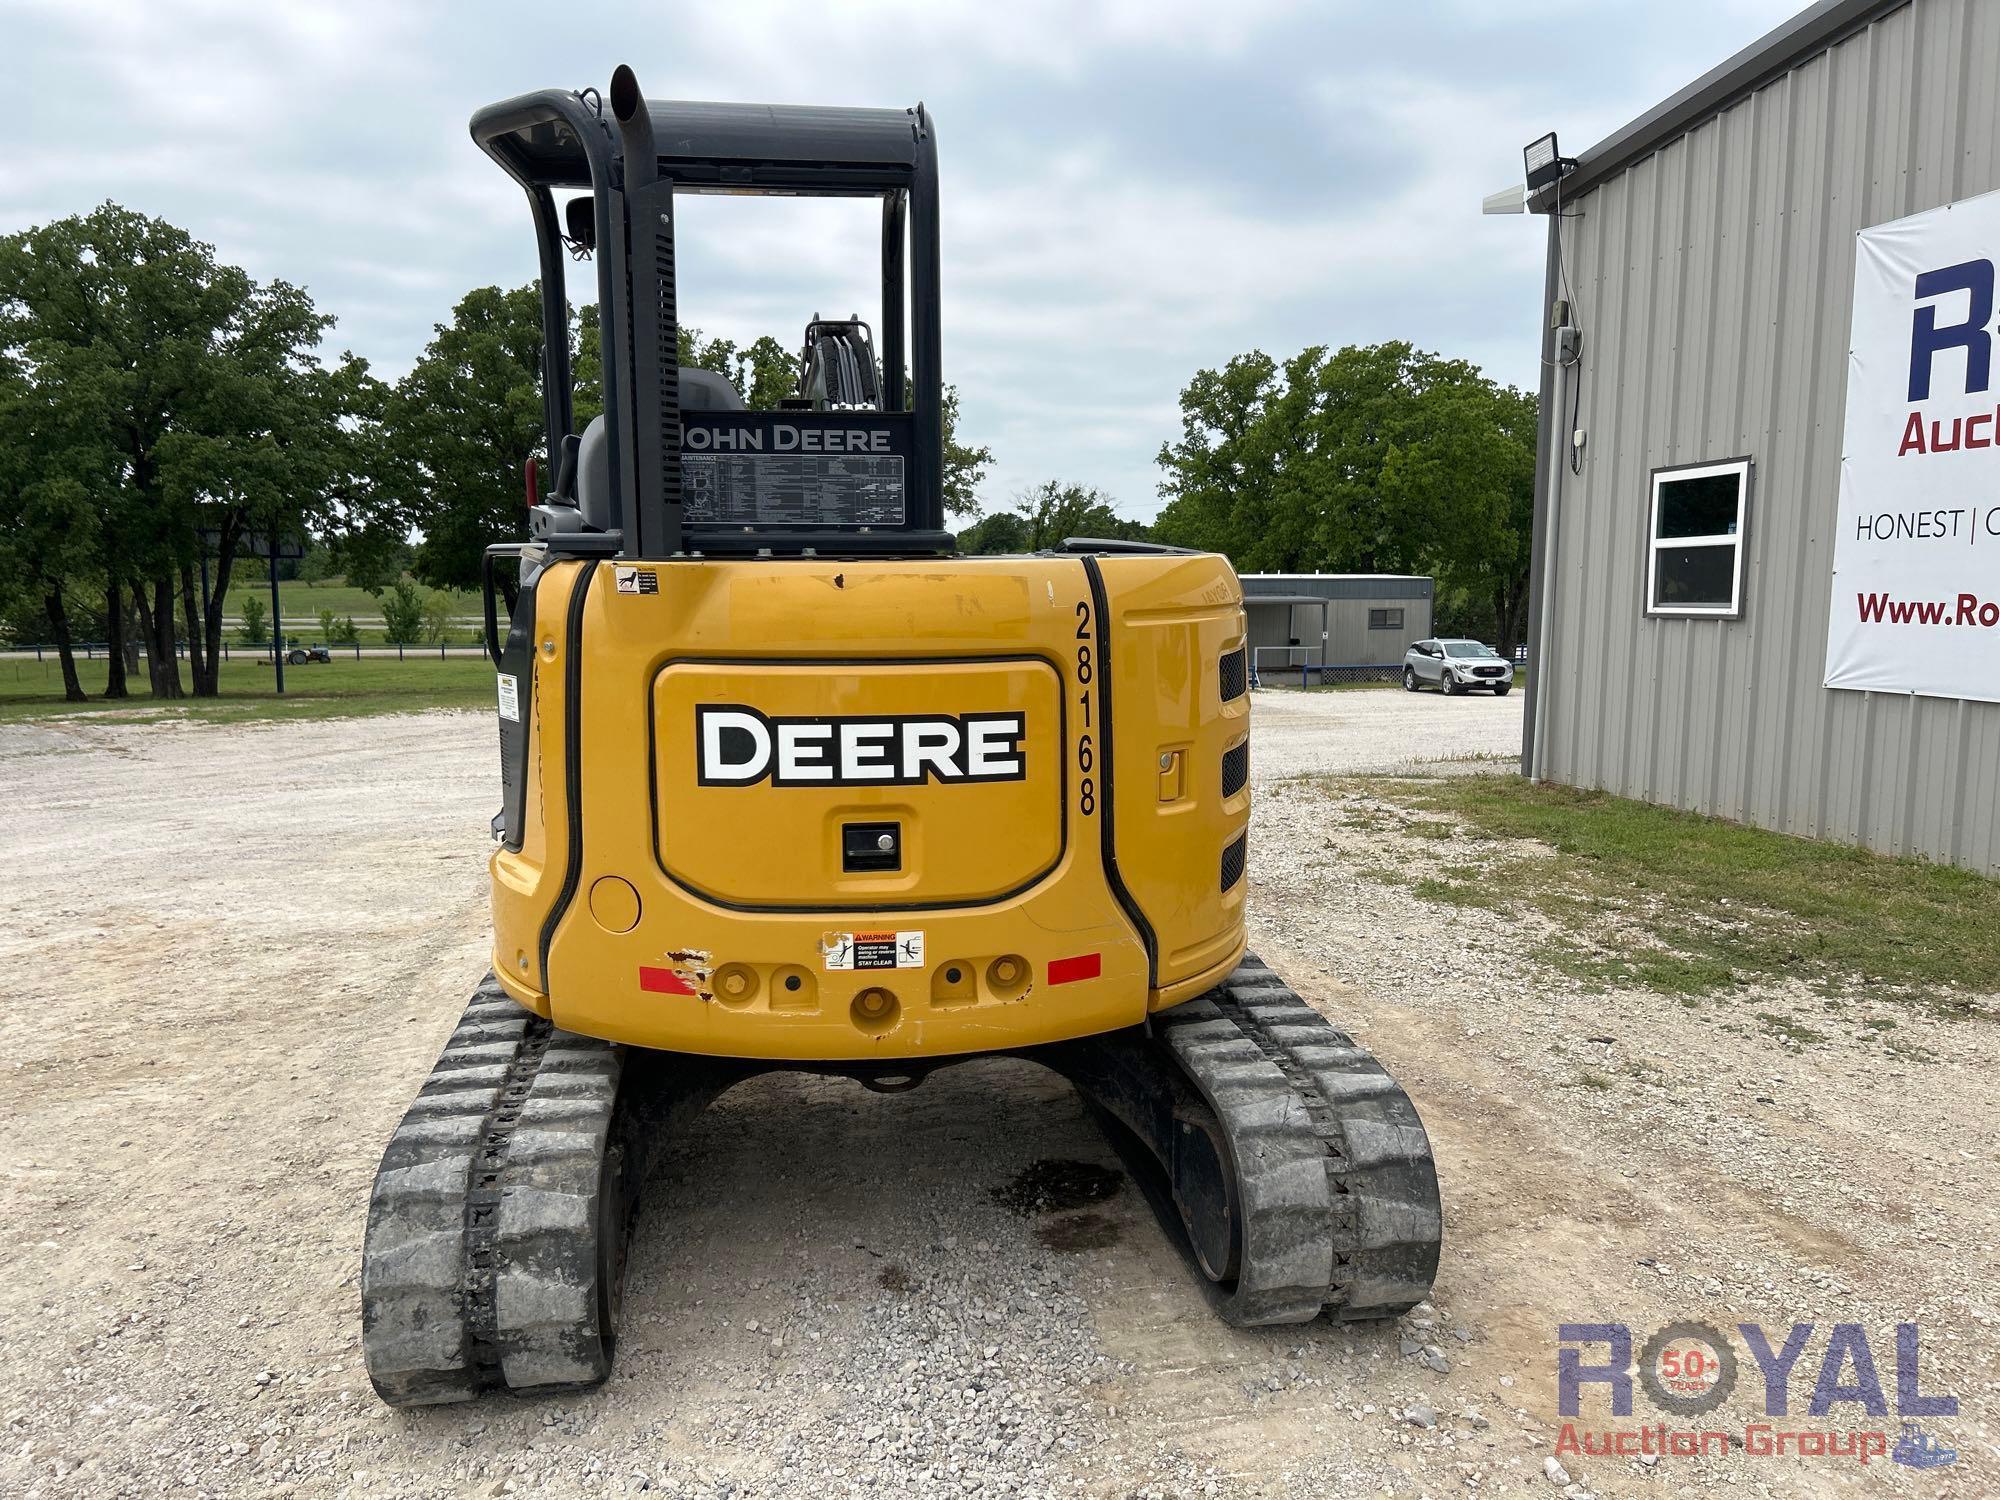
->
480;98;925;187
469;70;946;560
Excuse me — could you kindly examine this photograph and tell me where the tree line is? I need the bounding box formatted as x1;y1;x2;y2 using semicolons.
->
1151;343;1537;648
1;202;1537;704
0;206;1000;701
956;344;1538;647
0;206;373;701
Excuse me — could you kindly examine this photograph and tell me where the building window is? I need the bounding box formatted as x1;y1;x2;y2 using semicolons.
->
1368;607;1404;630
1647;458;1750;617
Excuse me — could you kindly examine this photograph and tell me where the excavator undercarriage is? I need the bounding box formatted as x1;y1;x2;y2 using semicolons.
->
362;956;1440;1404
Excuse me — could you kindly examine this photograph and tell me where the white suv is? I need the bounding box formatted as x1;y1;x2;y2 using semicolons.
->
1404;639;1513;696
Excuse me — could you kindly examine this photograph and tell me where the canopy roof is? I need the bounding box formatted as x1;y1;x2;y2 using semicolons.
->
473;93;923;191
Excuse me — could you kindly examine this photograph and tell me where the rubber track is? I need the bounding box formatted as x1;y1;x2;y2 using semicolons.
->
1132;954;1440;1326
1149;998;1335;1325
361;977;626;1406
1213;954;1442;1320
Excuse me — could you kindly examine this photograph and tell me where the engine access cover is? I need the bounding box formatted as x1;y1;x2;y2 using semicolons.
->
651;658;1067;909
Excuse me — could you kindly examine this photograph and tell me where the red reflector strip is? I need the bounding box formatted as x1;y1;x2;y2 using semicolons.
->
638;965;697;996
1048;952;1102;986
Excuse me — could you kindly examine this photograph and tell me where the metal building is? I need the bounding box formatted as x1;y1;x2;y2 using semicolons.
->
1240;574;1433;683
1521;0;2000;871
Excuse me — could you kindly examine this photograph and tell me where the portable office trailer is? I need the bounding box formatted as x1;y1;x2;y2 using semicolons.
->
1240;574;1434;681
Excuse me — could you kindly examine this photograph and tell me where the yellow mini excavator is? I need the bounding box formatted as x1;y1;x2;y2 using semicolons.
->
361;66;1442;1405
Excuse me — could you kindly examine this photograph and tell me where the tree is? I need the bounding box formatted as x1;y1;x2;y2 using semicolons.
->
679;328;795;410
299;541;338;585
956;511;1032;555
1472;383;1538;648
330;530;410;594
318;607;337;642
1155;342;1536;645
380;285;554;594
420;591;454;644
379;576;426;643
238;596;268;645
940;385;993;519
958;484;1150;555
0;355;99;699
1151;352;1289;568
168;310;380;695
0;204;379;700
1020;482;1151;551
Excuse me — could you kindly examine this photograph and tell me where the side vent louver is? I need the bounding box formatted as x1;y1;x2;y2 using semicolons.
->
1219;648;1247;703
1220;831;1247;893
658;234;680;515
1221;738;1249;798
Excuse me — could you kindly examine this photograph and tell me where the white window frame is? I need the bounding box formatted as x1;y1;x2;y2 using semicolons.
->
1645;457;1751;619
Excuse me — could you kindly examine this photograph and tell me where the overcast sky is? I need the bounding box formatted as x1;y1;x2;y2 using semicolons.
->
9;0;1802;521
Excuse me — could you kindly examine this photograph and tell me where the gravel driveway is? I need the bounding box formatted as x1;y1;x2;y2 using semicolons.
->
0;699;1991;1498
1247;683;1522;780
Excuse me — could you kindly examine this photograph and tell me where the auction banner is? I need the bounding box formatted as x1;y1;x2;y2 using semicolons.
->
1826;189;2000;701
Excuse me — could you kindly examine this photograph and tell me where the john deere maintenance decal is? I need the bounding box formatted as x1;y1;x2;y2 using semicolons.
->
821;930;925;971
682;413;910;528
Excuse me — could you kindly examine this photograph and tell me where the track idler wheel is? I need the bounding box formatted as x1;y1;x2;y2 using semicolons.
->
1169;1103;1240;1284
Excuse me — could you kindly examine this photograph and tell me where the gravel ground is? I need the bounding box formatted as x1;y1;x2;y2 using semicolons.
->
1244;684;1521;780
0;693;1991;1498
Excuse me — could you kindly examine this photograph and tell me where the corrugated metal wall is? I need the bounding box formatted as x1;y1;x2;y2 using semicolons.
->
1326;599;1430;663
1242;576;1435;665
1244;597;1435;664
1532;0;2000;870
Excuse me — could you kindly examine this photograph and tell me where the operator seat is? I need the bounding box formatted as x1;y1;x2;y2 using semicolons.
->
575;367;743;530
680;367;744;412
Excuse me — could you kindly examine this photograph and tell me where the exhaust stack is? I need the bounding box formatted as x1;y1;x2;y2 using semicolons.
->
610;65;657;187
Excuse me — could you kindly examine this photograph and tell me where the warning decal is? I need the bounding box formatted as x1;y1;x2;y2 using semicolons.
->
821;930;925;971
496;673;520;722
614;566;659;595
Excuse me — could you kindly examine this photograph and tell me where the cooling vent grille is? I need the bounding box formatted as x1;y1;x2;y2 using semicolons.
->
1220;831;1247;893
1221;738;1249;798
1219;648;1247;703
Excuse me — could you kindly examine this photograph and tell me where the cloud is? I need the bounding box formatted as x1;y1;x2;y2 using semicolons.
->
6;0;1803;520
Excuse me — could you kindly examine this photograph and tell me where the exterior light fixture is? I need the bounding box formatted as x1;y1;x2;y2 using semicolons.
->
1524;132;1575;194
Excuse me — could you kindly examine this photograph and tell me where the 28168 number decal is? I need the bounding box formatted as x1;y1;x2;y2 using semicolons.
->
1075;599;1096;817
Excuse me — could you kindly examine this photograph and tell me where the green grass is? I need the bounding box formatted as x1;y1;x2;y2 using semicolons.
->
1353;864;1407;885
1410;876;1502;909
214;577;481;623
1356;776;2000;1013
270;625;487;648
0;653;496;723
1756;1012;1831;1049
